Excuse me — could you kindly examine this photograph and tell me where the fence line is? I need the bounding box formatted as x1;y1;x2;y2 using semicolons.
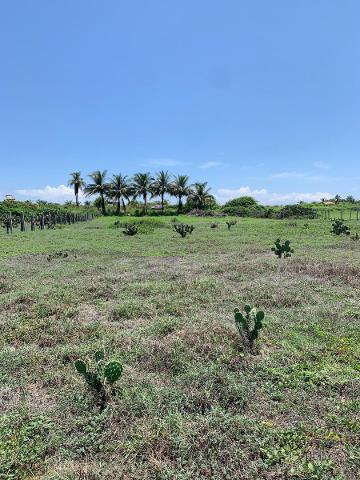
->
3;211;96;234
320;208;360;221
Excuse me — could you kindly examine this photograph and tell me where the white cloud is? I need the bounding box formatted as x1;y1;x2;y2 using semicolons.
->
313;160;330;170
271;171;306;179
16;185;85;203
199;161;223;169
216;186;333;205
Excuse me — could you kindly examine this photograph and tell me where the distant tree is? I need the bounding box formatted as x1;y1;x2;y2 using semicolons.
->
334;194;342;204
170;175;192;213
85;170;109;215
151;170;172;213
132;172;154;214
346;195;356;204
109;174;132;215
68;171;86;206
188;182;214;209
223;196;258;209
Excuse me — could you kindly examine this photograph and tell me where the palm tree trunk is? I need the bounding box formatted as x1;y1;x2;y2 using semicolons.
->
178;195;182;214
161;193;164;213
116;198;121;215
122;198;126;213
144;193;147;214
74;185;79;207
101;194;106;215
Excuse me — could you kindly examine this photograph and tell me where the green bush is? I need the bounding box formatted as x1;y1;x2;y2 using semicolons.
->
276;204;317;219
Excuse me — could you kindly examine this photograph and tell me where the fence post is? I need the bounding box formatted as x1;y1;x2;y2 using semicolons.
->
20;212;26;232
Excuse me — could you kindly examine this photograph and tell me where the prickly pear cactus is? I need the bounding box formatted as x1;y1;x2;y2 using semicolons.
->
234;305;265;354
173;223;194;237
74;352;123;409
331;219;350;236
123;224;138;236
74;359;87;375
104;361;123;384
271;239;294;258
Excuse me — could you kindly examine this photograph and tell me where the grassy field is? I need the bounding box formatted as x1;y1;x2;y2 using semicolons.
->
0;216;359;479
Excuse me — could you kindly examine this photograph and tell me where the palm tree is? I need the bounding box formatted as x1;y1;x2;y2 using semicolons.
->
334;194;342;204
132;172;154;214
151;170;172;213
68;171;85;206
84;170;109;215
189;182;214;209
109;174;132;215
170;174;192;213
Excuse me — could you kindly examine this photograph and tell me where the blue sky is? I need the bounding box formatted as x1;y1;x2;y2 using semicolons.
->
1;0;359;205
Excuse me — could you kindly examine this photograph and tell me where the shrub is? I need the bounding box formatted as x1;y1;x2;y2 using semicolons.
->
210;222;219;228
173;223;194;237
75;351;123;410
234;304;265;353
123;224;138;236
276;204;317;219
272;239;294;258
331;219;350;236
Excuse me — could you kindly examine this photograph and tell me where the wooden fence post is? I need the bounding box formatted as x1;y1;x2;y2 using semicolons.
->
20;212;26;232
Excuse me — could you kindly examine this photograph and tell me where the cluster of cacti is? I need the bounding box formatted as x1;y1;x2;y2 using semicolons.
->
234;305;265;354
46;251;69;262
75;350;123;410
123;223;138;236
331;219;350;236
226;220;237;230
271;239;294;258
173;223;195;237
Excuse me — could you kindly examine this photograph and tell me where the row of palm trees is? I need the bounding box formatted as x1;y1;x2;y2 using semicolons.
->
68;170;214;215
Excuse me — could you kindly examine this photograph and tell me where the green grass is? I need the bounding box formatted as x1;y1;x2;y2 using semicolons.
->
0;215;359;479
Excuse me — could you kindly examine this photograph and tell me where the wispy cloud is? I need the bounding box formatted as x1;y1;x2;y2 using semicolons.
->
216;186;333;205
271;171;306;179
199;161;223;169
313;160;330;170
141;158;185;167
16;185;85;202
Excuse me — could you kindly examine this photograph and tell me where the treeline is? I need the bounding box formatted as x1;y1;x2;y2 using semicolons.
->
69;170;215;215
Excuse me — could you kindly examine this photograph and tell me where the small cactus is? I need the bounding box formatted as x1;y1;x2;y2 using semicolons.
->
226;220;237;230
331;219;350;236
123;224;138;236
234;304;265;354
74;351;123;410
271;239;294;258
173;223;194;238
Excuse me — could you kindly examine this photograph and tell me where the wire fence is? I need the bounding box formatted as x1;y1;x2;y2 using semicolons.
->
2;211;96;234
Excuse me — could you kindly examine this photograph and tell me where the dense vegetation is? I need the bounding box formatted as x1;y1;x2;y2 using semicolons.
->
0;215;359;479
